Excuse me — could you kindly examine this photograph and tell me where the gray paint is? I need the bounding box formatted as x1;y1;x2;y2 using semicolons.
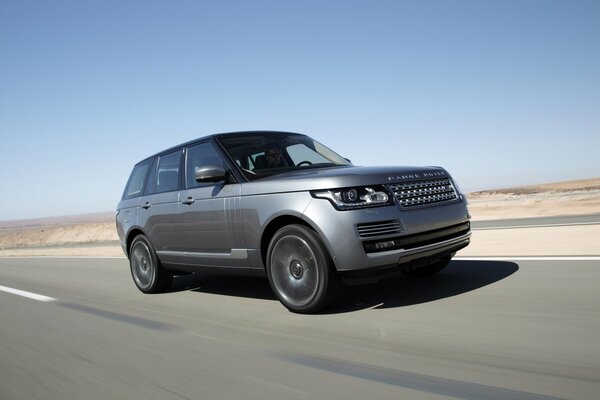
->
117;132;470;274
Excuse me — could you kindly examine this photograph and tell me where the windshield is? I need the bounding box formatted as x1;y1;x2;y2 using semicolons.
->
216;132;352;180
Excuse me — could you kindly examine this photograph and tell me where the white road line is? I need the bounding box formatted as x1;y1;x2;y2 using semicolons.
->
456;256;600;261
473;222;600;230
0;285;57;302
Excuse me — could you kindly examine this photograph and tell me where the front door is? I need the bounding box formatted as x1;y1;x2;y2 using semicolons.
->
178;141;246;268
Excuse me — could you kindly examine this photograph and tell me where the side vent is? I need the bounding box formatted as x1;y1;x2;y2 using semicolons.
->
356;220;403;238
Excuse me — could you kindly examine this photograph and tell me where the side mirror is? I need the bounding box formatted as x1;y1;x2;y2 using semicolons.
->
195;166;228;183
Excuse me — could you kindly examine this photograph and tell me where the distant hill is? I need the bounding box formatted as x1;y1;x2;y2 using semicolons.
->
468;178;600;197
0;212;115;230
1;178;599;252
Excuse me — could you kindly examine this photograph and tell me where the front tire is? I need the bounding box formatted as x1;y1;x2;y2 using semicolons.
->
266;224;336;313
129;234;173;293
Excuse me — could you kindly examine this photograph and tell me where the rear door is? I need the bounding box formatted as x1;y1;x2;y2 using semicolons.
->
138;149;183;262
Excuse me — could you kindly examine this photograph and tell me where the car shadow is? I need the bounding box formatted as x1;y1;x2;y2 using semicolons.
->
324;260;519;313
168;270;276;301
166;260;519;313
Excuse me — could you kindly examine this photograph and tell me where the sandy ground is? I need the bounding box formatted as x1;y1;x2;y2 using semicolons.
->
0;178;598;257
466;177;600;220
460;225;600;257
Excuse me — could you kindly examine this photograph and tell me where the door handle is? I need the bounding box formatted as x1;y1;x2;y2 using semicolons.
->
182;197;195;205
141;202;151;209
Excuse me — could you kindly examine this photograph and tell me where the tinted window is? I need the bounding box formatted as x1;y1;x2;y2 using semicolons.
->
217;132;351;180
155;151;181;193
143;157;158;195
186;142;226;188
287;143;331;165
123;160;151;199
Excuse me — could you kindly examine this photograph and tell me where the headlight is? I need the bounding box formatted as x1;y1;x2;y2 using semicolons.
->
451;178;463;196
311;186;392;210
451;178;468;202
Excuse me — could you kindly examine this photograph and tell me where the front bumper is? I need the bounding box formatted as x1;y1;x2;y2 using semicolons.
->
302;197;471;272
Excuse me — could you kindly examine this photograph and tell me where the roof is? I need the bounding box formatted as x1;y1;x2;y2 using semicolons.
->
139;130;305;164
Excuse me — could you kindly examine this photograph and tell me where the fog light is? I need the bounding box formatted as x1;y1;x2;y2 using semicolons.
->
375;240;396;250
364;240;397;252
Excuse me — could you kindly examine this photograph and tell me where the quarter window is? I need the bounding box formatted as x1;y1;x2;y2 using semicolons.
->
123;160;151;199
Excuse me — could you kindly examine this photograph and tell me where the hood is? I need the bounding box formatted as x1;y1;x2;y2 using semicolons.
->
241;165;451;196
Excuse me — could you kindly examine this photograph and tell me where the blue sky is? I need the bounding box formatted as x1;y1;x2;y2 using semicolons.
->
1;0;599;220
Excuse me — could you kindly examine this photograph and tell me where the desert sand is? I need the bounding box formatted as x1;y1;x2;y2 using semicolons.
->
467;177;600;220
0;178;598;257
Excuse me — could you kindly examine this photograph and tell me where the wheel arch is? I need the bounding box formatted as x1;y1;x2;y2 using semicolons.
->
260;215;313;269
125;228;146;258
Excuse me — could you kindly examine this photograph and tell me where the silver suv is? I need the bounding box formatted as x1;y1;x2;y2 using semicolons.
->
117;131;471;313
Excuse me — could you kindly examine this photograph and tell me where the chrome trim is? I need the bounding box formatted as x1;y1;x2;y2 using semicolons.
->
157;249;248;259
356;220;403;238
387;178;459;208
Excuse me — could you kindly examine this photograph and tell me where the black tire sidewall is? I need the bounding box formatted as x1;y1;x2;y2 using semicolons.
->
129;235;162;293
266;224;333;313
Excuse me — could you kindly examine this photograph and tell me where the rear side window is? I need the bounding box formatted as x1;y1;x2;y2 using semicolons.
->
123;160;151;199
155;150;182;193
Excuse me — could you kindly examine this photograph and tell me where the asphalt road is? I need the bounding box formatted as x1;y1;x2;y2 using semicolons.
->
1;255;599;400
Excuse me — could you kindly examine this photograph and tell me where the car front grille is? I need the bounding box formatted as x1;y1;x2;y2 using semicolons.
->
387;178;458;208
356;220;403;238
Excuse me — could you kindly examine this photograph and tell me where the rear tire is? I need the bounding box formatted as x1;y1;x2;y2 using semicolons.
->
403;256;451;278
266;224;336;313
129;234;173;293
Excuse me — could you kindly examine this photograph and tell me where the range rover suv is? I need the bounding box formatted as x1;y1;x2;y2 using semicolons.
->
117;131;471;313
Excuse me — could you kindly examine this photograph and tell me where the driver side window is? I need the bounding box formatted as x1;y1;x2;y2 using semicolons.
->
186;142;226;188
